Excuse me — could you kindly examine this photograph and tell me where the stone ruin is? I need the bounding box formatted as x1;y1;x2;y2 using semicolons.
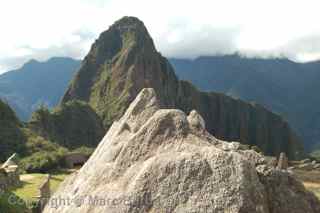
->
277;152;289;170
64;153;89;169
288;158;320;171
0;153;21;193
34;174;51;212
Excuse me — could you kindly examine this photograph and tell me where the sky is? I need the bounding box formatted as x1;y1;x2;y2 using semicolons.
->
0;0;320;73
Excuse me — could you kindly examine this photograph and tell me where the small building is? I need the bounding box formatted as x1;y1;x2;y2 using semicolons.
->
64;153;89;169
0;153;21;192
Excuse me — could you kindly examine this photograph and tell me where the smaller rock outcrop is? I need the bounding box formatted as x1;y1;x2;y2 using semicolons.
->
187;110;206;130
277;152;288;170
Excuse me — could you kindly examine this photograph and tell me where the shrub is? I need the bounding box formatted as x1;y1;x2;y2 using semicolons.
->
28;101;105;149
251;145;263;154
0;192;28;213
19;128;68;173
0;100;27;162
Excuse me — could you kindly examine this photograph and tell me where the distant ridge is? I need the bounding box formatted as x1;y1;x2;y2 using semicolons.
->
170;55;320;150
0;57;80;120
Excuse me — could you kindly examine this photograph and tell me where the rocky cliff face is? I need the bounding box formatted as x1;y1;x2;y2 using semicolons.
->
63;17;178;128
62;16;303;159
44;88;320;213
170;56;320;150
176;81;301;159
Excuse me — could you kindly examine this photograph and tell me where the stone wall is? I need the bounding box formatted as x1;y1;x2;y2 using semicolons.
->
0;169;7;194
0;166;20;193
36;174;51;212
64;153;88;168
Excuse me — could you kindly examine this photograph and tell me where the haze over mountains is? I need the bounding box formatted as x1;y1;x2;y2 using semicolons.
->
171;55;320;150
0;57;80;120
1;54;320;152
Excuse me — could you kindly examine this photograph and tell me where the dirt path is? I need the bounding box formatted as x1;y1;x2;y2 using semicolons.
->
304;182;320;188
20;174;36;181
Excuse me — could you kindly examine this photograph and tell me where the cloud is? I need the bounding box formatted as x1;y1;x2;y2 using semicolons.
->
155;26;241;59
0;29;95;72
282;35;320;61
1;0;320;73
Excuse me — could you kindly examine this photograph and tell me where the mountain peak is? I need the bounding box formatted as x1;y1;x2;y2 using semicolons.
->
113;16;146;29
110;16;150;39
62;17;303;159
22;59;39;68
94;16;155;57
62;16;168;113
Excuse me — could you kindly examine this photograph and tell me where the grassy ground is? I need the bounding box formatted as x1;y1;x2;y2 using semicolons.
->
293;169;320;199
0;192;28;213
0;169;72;211
12;169;73;203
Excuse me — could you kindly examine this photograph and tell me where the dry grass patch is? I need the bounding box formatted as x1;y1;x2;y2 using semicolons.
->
293;169;320;199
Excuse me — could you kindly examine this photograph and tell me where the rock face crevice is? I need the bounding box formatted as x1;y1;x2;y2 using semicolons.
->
61;16;303;159
44;88;320;213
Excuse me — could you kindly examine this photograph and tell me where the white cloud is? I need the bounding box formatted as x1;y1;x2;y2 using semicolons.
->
1;0;320;73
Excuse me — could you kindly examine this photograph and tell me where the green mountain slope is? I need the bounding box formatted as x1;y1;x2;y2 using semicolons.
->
0;100;26;161
62;16;303;159
28;100;105;149
0;97;103;172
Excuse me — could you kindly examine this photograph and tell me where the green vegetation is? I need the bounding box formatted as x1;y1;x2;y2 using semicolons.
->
0;100;97;173
12;170;72;202
29;101;105;149
72;146;95;156
19;128;67;173
19;129;95;173
49;170;72;192
12;173;45;202
0;192;28;213
0;100;27;162
89;62;132;127
0;170;72;212
0;99;68;173
310;147;320;161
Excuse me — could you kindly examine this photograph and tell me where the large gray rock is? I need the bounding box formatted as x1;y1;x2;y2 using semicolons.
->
44;88;320;213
